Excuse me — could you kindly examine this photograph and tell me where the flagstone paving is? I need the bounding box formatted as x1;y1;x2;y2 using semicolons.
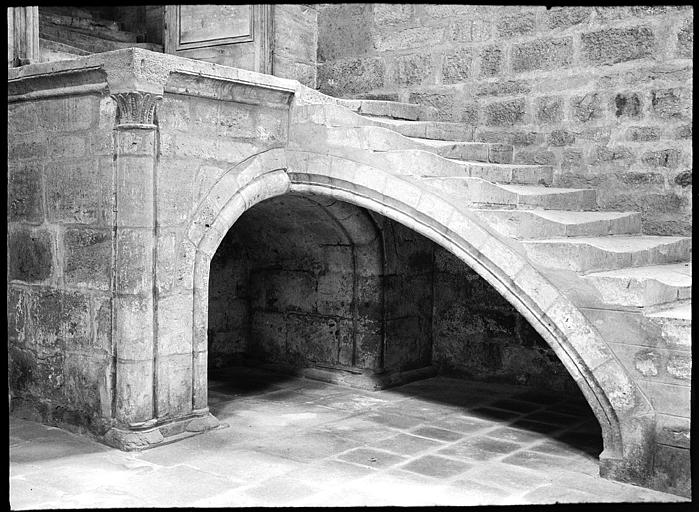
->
10;368;687;508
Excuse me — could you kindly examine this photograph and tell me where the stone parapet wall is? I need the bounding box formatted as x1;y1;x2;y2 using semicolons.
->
316;4;693;235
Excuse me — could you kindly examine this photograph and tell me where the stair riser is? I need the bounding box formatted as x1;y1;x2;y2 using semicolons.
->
582;308;691;352
466;165;553;186
422;143;512;164
582;276;691;308
378;122;475;142
421;178;596;210
644;317;691;351
336;99;437;121
40;38;92;56
308;125;510;165
40;15;135;42
40;48;84;62
524;239;692;273
473;211;642;239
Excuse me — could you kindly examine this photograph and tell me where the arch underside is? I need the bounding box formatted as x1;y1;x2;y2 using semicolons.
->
186;149;656;480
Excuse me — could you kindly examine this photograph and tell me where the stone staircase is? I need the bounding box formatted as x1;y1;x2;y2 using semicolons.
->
290;93;692;458
38;7;162;62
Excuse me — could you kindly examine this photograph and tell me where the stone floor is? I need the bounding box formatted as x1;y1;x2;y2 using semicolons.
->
10;367;687;508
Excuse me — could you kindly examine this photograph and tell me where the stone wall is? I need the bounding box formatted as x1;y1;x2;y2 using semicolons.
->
377;215;434;373
274;4;318;88
316;4;693;235
433;248;580;395
7;92;116;432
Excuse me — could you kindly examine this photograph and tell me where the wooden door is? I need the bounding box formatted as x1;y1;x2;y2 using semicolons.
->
164;4;272;74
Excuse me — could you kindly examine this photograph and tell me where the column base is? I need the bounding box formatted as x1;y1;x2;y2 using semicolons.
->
102;411;222;451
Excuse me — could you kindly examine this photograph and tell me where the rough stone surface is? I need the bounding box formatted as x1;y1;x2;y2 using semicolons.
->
581;27;655;65
442;49;472;84
8;228;54;282
315;5;692;235
484;99;526;127
511;38;573;73
536;96;564;124
318;57;386;97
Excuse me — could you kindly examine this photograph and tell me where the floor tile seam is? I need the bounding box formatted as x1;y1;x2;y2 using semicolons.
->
364;439;453;464
394;459;478;482
238;474;329;498
464;466;553;495
520;443;596;461
174;462;252;486
433;436;586;470
479;401;551;416
521;409;589;423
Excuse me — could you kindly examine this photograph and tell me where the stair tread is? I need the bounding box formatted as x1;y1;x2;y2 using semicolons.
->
364;118;464;128
41;19;137;43
40;38;92;56
525;235;691;250
40;25;162;52
646;303;691;320
40;12;123;33
360;116;474;141
337;99;437;120
448;160;551;169
41;6;98;20
476;209;639;223
407;137;494;147
497;184;591;195
585;262;692;281
425;177;595;197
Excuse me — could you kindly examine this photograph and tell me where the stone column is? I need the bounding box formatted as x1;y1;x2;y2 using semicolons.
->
8;6;40;66
112;91;161;429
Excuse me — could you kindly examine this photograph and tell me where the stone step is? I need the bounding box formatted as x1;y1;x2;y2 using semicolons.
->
294;103;473;142
39;38;92;62
644;302;691;350
335;98;438;121
39;23;162;54
309;125;506;164
360;116;475;141
41;6;99;21
473;209;642;239
419;177;598;210
40;12;132;41
375;150;552;185
522;236;692;273
408;137;513;164
451;161;553;185
582;263;692;308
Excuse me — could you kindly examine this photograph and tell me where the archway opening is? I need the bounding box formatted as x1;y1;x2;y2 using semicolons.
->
205;191;603;482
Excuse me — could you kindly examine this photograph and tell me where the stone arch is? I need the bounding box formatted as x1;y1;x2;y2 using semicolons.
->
181;148;655;483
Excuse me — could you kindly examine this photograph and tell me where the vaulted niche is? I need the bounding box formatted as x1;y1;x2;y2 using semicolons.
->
207;192;588;399
207;192;433;379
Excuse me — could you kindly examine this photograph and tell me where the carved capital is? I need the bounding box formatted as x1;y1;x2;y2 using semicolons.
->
112;91;162;127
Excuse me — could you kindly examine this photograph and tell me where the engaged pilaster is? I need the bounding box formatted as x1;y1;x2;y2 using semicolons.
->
112;91;161;428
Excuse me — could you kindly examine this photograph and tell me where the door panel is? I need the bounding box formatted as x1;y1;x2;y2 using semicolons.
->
164;4;272;74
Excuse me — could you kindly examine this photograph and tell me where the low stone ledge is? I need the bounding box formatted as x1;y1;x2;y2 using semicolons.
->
256;361;438;391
